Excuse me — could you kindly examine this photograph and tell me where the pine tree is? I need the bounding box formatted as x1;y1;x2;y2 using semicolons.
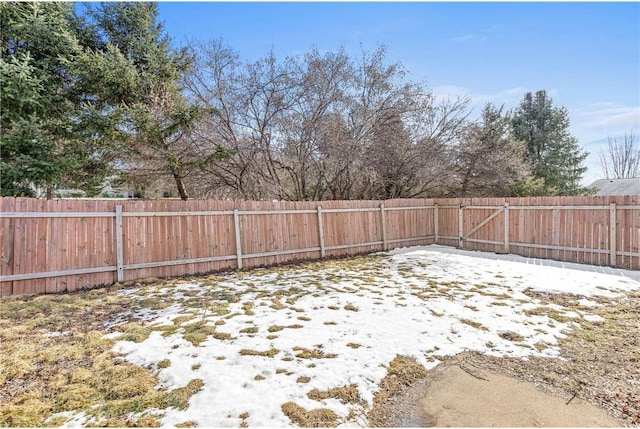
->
87;2;220;201
0;3;134;197
511;90;589;196
0;3;107;197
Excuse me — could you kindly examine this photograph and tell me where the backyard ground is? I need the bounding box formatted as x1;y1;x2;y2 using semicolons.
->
1;245;638;427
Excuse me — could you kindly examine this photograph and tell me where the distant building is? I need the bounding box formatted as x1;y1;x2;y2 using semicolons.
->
588;178;640;196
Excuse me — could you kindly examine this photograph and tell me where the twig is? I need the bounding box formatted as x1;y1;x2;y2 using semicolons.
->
566;391;578;405
458;362;488;381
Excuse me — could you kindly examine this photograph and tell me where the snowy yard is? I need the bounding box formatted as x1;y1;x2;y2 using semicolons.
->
70;245;640;427
2;245;638;427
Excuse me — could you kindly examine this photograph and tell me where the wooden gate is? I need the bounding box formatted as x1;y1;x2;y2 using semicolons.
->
458;204;510;253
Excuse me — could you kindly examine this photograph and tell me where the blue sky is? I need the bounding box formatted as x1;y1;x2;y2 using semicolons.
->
157;1;640;185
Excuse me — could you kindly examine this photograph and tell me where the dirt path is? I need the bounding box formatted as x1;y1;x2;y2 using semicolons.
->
409;363;620;427
376;357;622;428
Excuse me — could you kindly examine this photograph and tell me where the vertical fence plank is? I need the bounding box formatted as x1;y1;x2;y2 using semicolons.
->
610;203;617;267
380;203;388;251
233;208;243;269
458;203;464;249
115;205;124;282
434;203;439;243
1;198;15;297
317;206;326;258
504;203;510;253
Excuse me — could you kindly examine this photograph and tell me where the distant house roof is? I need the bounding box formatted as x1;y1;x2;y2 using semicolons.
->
589;178;640;195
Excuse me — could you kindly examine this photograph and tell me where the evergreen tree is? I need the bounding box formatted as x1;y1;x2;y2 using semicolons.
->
0;3;120;197
511;90;589;195
87;2;221;200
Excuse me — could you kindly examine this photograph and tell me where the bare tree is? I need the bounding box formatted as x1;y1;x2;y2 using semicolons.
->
184;42;472;200
453;103;531;197
600;131;640;179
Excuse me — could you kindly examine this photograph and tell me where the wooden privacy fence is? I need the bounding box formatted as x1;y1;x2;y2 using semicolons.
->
0;195;639;297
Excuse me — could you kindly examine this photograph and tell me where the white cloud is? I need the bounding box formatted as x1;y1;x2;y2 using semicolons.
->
575;104;640;130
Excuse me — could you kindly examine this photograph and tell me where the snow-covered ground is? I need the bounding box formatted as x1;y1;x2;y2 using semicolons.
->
96;245;639;427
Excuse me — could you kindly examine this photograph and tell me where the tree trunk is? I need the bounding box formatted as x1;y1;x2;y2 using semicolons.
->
173;172;189;201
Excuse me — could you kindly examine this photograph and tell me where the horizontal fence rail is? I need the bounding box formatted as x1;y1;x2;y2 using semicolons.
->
1;195;639;297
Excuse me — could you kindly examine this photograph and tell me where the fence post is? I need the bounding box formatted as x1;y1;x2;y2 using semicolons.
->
504;203;510;254
317;206;326;258
115;205;124;282
233;209;243;269
458;203;464;249
434;203;439;244
610;203;617;267
380;203;388;251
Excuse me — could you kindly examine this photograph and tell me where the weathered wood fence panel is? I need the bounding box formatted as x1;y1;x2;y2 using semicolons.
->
431;195;640;269
1;195;638;297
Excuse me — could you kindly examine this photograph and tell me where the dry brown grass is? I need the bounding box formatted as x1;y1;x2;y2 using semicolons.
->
267;324;303;333
498;331;524;342
239;348;279;358
293;347;337;359
524;306;572;323
0;287;205;427
366;356;430;427
459;318;489;331
307;384;363;405
281;402;338;427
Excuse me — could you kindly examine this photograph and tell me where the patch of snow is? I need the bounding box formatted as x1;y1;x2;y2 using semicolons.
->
563;311;581;319
102;332;123;340
578;298;603;308
49;411;90;427
42;330;71;337
583;314;606;323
